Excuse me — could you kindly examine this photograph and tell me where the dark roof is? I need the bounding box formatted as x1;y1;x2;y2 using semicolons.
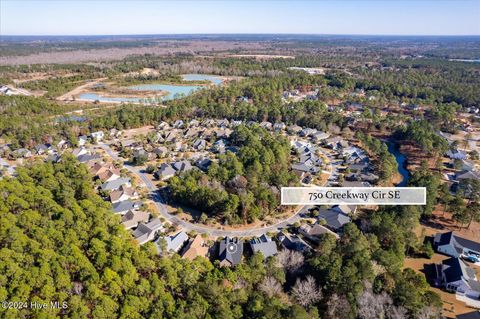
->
434;231;454;246
317;209;351;230
218;237;243;266
442;257;476;283
277;232;311;252
435;231;480;253
457;311;480;319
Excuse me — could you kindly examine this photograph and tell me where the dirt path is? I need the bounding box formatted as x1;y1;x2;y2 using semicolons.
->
56;77;107;101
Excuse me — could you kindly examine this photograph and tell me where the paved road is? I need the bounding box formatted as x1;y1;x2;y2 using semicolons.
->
96;142;312;237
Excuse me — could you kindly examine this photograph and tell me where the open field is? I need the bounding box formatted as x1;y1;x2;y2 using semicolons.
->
0;40;274;65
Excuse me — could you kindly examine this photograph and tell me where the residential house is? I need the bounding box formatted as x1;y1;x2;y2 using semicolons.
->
447;149;468;160
342;181;372;187
98;168;122;182
230;120;243;127
273;122;286;131
165;131;177;143
195;157;212;171
287;125;303;135
77;153;102;164
91;131;104;142
158;121;170;130
11;148;32;159
249;235;278;258
317;208;351;232
112;200;141;215
299;223;339;242
312;131;330;142
300;127;317;137
455;171;480;182
153;146;168;158
133;218;164;245
260;121;273;130
217;119;229;128
110;186;139;203
121;210;150;230
212;139;227;153
157;231;189;254
173;120;184;129
325;136;348;150
189;119;200;127
277;232;312;252
435;257;480;299
154;163;176;180
193;139;207;151
182;235;210;260
78;135;88;146
218;237;243;267
434;231;480;258
457;311;480;319
101;177;131;192
184;128;200;139
172;160;193;173
35;143;54;155
331;205;357;215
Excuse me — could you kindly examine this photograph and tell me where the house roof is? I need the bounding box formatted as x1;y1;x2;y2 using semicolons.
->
110;186;137;202
317;209;351;230
434;231;480;254
173;160;193;172
112;200;139;214
456;170;480;181
182;235;209;260
250;235;278;258
219;237;243;266
457;311;480;319
277;232;311;252
101;177;130;191
332;205;357;215
121;210;150;229
165;231;189;252
156;164;176;178
442;257;477;284
133;218;163;242
77;153;102;163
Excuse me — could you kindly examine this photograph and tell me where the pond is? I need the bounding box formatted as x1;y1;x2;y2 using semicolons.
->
78;74;223;103
387;141;410;187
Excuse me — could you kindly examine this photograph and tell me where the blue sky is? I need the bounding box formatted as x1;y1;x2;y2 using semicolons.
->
1;1;479;36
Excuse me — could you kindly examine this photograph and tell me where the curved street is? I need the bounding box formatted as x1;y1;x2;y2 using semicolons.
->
98;142;317;237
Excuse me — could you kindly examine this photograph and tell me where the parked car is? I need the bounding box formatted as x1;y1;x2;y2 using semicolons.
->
462;255;479;263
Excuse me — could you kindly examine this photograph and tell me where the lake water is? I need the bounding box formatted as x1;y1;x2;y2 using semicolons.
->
182;74;223;85
387;141;410;187
78;74;223;103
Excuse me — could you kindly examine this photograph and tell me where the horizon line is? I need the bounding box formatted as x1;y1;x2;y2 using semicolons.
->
2;32;480;38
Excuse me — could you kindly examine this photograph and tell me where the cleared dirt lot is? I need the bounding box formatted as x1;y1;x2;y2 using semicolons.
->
0;40;273;65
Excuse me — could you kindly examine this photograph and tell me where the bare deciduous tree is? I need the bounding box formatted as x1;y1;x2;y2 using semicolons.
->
326;293;352;319
276;249;304;273
387;305;408;319
259;276;282;298
357;287;392;319
291;275;322;307
417;306;442;319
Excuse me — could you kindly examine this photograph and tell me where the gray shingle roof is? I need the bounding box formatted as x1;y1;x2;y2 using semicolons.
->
219;237;243;266
250;235;278;258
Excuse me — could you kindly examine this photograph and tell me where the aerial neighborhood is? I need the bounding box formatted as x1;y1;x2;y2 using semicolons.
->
1;29;480;319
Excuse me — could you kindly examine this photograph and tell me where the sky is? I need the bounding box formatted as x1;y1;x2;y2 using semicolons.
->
1;0;479;36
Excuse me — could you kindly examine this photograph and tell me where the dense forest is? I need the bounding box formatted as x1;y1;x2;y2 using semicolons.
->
168;125;298;224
